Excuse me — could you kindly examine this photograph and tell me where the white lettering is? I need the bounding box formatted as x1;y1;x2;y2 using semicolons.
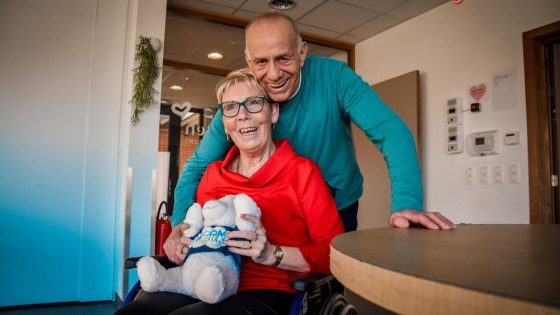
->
185;125;208;136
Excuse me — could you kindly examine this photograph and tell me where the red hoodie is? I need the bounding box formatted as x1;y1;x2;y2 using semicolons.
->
195;139;344;293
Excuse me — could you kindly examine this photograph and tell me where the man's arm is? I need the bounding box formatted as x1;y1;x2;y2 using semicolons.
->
337;64;423;211
336;64;454;230
171;110;231;227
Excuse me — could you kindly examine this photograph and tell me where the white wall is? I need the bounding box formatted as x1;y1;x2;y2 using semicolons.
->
356;0;560;224
0;0;167;306
0;0;128;305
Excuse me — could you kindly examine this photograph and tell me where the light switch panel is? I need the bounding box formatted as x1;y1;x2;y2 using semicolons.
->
480;166;489;184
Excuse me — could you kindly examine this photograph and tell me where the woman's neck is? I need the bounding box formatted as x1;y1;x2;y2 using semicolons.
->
234;142;277;177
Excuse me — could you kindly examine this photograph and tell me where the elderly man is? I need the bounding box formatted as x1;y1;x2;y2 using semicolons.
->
165;12;454;264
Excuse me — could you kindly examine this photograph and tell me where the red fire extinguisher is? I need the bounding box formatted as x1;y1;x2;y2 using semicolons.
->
155;201;172;256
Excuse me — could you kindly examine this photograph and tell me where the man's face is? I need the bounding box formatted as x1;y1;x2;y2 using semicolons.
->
245;19;308;103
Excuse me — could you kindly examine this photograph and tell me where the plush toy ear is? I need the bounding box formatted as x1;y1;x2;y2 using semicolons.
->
233;194;261;231
183;203;203;238
219;195;235;207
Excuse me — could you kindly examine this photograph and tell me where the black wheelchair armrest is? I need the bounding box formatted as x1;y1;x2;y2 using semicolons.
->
124;255;179;270
291;273;335;292
290;273;349;314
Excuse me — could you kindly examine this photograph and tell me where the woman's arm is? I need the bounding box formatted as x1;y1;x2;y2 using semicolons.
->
294;164;344;273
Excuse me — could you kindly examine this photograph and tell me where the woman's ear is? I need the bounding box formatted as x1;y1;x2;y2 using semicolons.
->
271;102;280;124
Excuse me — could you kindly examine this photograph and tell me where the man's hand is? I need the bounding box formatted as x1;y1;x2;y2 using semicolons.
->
389;209;455;230
163;223;189;265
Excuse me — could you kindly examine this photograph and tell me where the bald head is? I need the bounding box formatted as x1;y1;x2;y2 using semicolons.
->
243;12;308;102
245;12;302;55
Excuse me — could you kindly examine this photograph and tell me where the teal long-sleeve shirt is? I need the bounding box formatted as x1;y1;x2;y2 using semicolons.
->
172;56;423;226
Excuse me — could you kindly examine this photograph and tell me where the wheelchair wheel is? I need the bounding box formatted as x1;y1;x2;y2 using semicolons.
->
339;304;358;315
320;292;355;315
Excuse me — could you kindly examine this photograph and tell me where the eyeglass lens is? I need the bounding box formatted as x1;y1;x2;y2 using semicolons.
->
221;96;265;117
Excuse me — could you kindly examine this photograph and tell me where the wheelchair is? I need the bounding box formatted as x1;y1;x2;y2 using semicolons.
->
122;256;357;315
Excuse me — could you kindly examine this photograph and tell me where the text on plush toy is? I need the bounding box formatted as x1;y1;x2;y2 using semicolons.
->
190;226;230;250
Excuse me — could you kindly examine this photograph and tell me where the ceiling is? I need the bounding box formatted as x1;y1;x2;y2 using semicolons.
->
161;0;448;118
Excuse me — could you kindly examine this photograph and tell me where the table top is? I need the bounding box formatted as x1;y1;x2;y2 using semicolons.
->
330;224;560;315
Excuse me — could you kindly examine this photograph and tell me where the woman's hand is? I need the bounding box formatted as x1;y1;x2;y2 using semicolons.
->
226;214;274;266
163;223;191;265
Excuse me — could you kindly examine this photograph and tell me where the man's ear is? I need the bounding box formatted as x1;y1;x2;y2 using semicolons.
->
299;42;308;67
244;51;252;69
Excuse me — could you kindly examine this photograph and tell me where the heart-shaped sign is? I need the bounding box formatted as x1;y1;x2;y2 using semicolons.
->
469;84;486;101
171;101;192;118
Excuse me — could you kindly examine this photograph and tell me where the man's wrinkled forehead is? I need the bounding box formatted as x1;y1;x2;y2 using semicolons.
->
245;19;298;53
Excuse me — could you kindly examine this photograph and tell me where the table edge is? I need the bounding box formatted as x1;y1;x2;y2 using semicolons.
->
330;244;560;315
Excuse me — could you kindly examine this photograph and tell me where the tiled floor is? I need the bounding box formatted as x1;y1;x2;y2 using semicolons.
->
0;301;118;315
0;293;392;315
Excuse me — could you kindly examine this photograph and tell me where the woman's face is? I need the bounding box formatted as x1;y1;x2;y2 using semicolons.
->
222;82;279;155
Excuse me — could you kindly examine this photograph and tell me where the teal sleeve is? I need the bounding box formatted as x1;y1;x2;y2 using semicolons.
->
172;110;231;226
337;65;424;211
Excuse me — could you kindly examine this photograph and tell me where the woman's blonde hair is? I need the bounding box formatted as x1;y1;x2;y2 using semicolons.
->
215;68;268;103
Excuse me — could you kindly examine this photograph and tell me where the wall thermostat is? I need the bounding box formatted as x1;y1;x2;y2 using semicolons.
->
466;130;499;156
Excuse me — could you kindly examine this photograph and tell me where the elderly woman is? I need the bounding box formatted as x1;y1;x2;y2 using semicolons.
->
117;69;344;315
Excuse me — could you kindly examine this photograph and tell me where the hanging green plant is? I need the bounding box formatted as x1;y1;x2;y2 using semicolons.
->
130;36;161;125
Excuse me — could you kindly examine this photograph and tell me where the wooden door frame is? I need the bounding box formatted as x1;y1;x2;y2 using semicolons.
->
523;20;560;223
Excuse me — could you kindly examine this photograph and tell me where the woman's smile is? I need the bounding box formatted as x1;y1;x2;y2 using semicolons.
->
239;127;258;136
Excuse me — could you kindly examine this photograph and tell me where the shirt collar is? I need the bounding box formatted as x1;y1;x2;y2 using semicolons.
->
287;69;302;101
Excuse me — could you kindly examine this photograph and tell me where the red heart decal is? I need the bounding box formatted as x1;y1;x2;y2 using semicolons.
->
469;84;486;101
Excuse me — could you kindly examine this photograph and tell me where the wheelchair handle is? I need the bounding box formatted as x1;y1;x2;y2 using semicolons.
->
124;255;179;270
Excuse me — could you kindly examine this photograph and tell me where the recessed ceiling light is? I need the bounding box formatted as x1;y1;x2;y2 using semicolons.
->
207;51;224;60
184;76;190;81
170;85;183;91
269;0;296;10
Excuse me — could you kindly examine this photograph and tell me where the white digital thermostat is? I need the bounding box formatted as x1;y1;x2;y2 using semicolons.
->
466;130;499;156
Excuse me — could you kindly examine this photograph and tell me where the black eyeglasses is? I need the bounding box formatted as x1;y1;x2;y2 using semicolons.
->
219;96;269;117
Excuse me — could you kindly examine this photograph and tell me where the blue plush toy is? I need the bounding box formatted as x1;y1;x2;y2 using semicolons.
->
137;194;261;303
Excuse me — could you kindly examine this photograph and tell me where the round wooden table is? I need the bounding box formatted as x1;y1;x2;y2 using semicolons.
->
330;224;560;315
